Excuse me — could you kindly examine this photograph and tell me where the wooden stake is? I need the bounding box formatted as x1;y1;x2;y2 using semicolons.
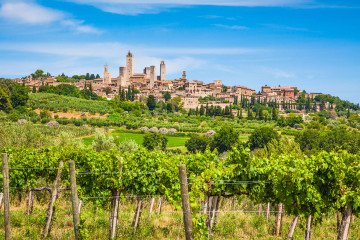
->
265;202;270;221
148;197;155;215
42;161;64;238
156;197;162;215
26;189;35;215
258;204;263;217
109;190;120;239
0;192;4;212
337;204;352;240
2;153;11;240
132;198;144;231
69;160;80;240
178;164;194;240
274;203;283;236
304;215;313;240
285;216;299;240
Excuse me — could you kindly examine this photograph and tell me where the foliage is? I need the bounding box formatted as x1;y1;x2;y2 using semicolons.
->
143;132;168;151
0;87;12;112
28;93;113;114
185;134;211;153
248;127;280;150
210;126;239;153
92;132;116;152
147;95;156;111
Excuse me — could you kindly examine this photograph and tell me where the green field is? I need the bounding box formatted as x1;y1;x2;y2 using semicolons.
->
82;131;190;148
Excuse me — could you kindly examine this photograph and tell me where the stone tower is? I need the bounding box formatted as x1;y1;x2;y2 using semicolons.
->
119;66;128;87
160;60;166;81
182;71;187;79
144;67;151;79
150;65;156;89
126;51;134;79
104;65;111;84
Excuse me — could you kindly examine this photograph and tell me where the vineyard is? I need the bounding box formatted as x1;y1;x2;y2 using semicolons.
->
1;146;359;239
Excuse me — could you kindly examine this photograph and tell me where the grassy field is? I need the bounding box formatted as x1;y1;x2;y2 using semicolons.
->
2;195;359;239
82;131;190;149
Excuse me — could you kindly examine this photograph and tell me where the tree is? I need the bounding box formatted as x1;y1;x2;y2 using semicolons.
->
103;87;112;95
35;69;44;78
147;95;156;111
10;84;29;108
85;73;90;80
143;132;168;151
32;86;37;93
248;127;280;150
0;87;12;112
185;135;211;153
247;108;253;120
96;74;100;79
259;109;264;120
166;102;173;113
162;91;171;102
210;126;239;153
199;105;205;116
272;106;278;120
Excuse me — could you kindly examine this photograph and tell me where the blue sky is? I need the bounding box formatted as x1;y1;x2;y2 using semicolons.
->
0;0;359;103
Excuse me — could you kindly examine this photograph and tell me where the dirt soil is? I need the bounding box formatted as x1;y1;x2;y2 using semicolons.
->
34;109;108;119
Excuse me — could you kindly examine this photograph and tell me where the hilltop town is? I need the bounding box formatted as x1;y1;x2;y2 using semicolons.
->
15;51;332;112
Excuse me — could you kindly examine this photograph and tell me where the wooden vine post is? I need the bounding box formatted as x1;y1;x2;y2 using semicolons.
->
42;160;64;238
304;215;313;240
2;153;11;240
178;164;194;240
109;157;123;239
69;160;80;240
274;203;283;236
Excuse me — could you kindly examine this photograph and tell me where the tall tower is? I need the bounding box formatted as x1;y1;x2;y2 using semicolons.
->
160;60;166;81
104;65;111;84
119;66;128;87
150;65;156;89
126;51;134;78
182;71;187;79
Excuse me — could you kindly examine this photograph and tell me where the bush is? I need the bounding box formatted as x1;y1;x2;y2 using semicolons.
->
185;135;211;153
143;132;168;151
118;139;139;153
248;127;280;150
210;126;239;153
92;132;116;152
46;120;59;127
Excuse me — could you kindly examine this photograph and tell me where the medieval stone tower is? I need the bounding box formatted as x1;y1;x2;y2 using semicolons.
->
104;65;111;84
126;51;134;79
160;60;166;81
150;65;156;89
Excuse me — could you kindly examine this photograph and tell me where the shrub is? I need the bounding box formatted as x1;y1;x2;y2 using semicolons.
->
18;119;27;125
46;121;60;128
210;126;239;153
185;135;211;153
143;132;168;151
206;130;216;138
248;127;280;150
118;139;139;153
92;132;116;152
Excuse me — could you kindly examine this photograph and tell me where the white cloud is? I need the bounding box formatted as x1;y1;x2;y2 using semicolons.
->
0;42;268;58
213;24;248;30
0;2;63;24
0;41;268;77
262;67;295;79
61;20;103;34
67;0;309;7
64;0;311;15
0;1;102;34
